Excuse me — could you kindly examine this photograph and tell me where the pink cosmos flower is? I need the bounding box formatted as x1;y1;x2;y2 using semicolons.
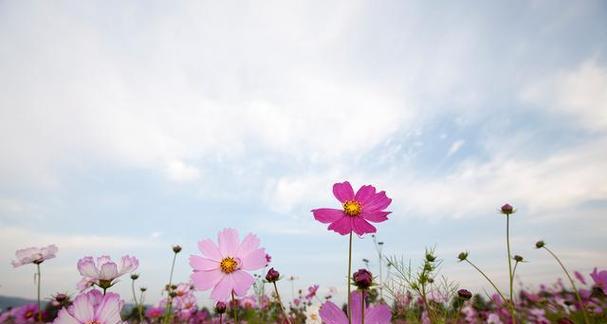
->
12;245;58;267
305;284;319;300
14;304;40;323
312;181;391;236
145;306;164;319
590;268;607;292
239;295;257;309
319;291;391;324
189;228;267;301
77;255;139;290
54;289;123;324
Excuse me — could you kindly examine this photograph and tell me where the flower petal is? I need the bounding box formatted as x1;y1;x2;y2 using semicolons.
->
237;233;260;258
319;300;348;324
327;217;354;235
352;218;376;236
350;291;363;323
361;211;390;223
312;208;345;223
71;292;95;322
333;181;354;203
99;262;119;280
198;239;222;261
240;248;267;270
189;255;218;271
55;308;80;324
218;228;240;257
363;191;392;211
94;292;123;324
192;269;224;291
365;303;392;323
230;270;255;296
355;185;376;204
77;257;99;278
210;276;234;302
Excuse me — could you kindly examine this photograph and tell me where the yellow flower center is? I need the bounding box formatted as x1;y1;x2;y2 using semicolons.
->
343;200;362;216
86;321;101;324
25;311;34;318
220;257;238;274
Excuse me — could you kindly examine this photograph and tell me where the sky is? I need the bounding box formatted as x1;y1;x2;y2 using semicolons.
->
1;0;606;308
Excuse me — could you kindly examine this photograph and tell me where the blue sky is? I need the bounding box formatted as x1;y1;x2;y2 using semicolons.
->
1;0;606;307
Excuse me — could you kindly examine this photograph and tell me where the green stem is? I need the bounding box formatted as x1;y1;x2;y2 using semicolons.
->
36;263;42;323
231;290;239;323
506;214;517;323
163;252;178;324
138;291;145;324
273;282;291;324
347;232;353;324
131;280;139;311
512;261;519;281
543;246;590;324
361;290;365;324
420;281;434;323
464;259;508;303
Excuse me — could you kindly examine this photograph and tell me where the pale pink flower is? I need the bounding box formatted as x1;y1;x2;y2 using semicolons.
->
239;295;257;309
189;228;266;301
54;289;124;324
77;255;139;290
12;245;58;267
312;181;391;236
319;291;391;324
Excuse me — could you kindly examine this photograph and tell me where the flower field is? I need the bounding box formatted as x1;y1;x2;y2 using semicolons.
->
2;182;606;323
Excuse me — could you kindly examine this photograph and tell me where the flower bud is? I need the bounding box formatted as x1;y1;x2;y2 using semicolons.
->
425;253;436;262
172;245;182;253
353;269;373;290
265;267;280;282
513;255;524;262
140;287;147;292
457;289;472;300
500;203;515;215
169;291;178;298
535;240;545;249
215;301;227;314
130;273;139;280
457;251;469;262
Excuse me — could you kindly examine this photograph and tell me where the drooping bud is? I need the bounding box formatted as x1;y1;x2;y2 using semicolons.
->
535;240;545;249
215;301;227;314
172;245;182;253
457;289;472;300
130;273;139;280
457;251;469;262
265;267;280;282
353;269;373;290
513;255;524;262
140;287;147;292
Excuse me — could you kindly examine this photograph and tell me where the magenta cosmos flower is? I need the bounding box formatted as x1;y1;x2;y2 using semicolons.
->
590;268;607;292
77;255;139;290
319;291;391;324
54;289;123;324
312;181;392;236
189;228;267;301
12;244;58;267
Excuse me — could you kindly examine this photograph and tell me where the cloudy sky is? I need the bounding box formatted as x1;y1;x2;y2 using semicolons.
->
1;0;606;307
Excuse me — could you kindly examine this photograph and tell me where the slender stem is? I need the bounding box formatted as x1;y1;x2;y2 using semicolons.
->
36;263;42;323
464;259;508;303
163;252;178;324
219;313;223;324
506;215;515;310
347;232;353;324
543;246;590;324
131;280;139;311
102;287;107;295
379;250;383;301
273;282;291;324
420;281;434;324
361;290;365;324
138;291;145;324
512;261;519;281
231;290;239;323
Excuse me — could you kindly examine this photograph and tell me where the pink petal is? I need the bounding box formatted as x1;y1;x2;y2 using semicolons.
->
94;292;122;323
327;217;354;235
352;217;377;236
230;270;255;296
198;239;222;261
99;262;118;280
210;276;234;301
218;228;240;257
191;269;224;291
71;292;95;322
355;185;376;204
237;233;260;258
312;208;345;223
55;308;80;324
240;248;267;270
365;304;392;323
363;191;392;211
319;300;348;324
78;257;99;278
189;255;218;271
361;211;390;223
333;181;354;203
350;291;363;323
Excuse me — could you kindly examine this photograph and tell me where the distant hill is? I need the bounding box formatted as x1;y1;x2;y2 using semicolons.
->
0;295;38;311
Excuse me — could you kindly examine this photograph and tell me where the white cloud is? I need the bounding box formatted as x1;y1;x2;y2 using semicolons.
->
522;59;607;132
447;140;465;157
165;160;201;183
